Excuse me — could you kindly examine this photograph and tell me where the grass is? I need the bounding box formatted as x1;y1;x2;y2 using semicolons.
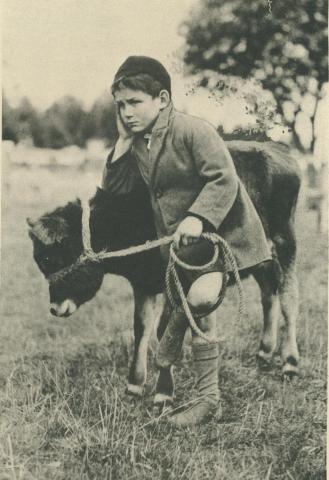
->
0;164;327;479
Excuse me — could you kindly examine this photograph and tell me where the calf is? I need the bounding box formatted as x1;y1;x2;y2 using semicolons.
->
28;177;165;396
28;140;301;406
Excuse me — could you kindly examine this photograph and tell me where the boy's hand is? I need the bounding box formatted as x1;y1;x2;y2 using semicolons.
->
116;108;133;140
112;108;133;162
173;216;203;247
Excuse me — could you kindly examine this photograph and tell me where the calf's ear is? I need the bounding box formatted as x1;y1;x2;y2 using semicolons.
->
27;217;39;241
27;220;54;245
27;217;68;245
26;217;35;228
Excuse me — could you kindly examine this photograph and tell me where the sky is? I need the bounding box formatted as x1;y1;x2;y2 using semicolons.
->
2;0;198;110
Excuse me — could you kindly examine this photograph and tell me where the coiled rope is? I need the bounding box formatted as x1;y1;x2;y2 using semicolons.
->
79;199;244;343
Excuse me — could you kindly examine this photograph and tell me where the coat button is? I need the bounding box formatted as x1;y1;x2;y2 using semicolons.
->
155;188;163;199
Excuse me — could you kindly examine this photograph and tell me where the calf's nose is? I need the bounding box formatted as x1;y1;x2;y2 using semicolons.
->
50;299;77;317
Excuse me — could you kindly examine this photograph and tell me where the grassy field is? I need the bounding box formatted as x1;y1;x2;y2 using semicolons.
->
1;164;327;480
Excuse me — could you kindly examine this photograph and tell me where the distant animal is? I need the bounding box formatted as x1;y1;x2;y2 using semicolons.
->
27;140;301;408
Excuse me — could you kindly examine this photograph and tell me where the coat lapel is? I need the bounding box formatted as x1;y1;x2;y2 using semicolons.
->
149;102;174;186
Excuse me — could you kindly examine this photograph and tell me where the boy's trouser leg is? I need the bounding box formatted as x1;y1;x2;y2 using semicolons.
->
156;269;222;368
156;307;189;369
169;312;221;427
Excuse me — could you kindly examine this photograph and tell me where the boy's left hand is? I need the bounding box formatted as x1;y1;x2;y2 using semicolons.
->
173;216;203;247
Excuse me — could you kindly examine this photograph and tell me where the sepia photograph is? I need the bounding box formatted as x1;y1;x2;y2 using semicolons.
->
1;0;328;478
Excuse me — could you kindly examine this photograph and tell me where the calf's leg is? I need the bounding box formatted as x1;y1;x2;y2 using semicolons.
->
253;262;280;367
154;295;176;407
274;228;300;377
278;261;299;377
126;289;158;396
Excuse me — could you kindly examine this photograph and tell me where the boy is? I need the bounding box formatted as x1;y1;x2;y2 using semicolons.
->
102;56;271;426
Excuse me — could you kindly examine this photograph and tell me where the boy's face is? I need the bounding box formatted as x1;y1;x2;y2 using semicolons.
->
113;88;163;133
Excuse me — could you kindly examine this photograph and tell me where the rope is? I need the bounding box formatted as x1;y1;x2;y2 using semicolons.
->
165;233;244;343
81;199;93;254
76;199;245;344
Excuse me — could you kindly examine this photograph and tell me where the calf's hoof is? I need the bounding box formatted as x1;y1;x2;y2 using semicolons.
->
256;353;274;371
126;383;144;397
257;343;276;370
167;399;221;428
153;393;174;417
282;355;299;380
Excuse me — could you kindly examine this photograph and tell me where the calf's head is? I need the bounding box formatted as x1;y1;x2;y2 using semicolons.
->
27;200;104;317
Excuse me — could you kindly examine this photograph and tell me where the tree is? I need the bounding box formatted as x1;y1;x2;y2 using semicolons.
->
86;92;117;144
16;97;45;147
2;95;46;146
2;92;118;149
42;96;88;148
181;0;328;150
2;94;18;143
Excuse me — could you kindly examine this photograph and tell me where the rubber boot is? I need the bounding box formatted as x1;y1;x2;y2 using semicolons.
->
168;342;220;427
156;307;189;369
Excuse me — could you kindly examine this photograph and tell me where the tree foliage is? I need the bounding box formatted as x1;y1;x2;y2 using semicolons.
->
2;92;118;149
2;95;18;143
42;96;88;149
181;0;328;149
86;92;117;141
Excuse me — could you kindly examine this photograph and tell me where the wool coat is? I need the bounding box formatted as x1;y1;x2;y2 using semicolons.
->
102;102;271;270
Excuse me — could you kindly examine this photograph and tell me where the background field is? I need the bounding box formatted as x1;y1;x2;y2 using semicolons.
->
0;162;327;480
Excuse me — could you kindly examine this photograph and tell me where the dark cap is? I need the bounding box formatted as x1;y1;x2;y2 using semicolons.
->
113;56;171;94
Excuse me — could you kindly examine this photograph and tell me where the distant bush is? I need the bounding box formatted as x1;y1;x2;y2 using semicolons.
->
2;91;118;149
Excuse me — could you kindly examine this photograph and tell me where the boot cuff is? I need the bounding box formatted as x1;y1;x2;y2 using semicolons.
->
192;342;219;360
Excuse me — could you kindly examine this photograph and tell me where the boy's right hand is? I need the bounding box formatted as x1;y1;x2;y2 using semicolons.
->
112;109;133;162
116;108;133;140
